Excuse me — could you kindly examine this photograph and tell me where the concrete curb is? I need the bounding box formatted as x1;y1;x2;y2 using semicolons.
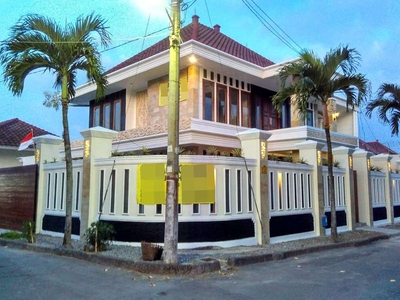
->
226;233;390;267
0;239;220;276
1;232;396;275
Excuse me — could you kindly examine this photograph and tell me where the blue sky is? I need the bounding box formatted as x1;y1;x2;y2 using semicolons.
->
0;0;399;151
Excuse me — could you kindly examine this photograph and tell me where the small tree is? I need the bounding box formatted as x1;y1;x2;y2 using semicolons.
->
272;45;369;242
0;13;111;247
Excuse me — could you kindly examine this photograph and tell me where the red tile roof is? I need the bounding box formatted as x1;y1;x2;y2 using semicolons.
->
359;139;397;155
106;15;274;75
0;118;55;148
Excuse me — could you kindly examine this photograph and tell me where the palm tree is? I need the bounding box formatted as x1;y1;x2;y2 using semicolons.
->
0;13;110;247
366;83;400;136
272;45;369;242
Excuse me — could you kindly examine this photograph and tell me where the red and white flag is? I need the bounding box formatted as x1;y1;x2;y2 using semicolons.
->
18;130;34;151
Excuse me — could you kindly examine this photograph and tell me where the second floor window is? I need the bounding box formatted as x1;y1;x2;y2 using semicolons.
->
203;79;251;127
89;90;125;131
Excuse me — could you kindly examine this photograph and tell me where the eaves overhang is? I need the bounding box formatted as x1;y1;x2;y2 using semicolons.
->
72;40;294;106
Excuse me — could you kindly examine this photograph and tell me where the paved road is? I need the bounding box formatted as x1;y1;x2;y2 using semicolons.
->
1;237;400;300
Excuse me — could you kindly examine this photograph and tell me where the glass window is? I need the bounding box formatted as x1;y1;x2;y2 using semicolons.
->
307;110;313;126
241;92;250;127
204;81;213;121
281;99;291;128
230;88;239;125
254;98;261;129
93;106;100;127
103;104;110;128
114;101;121;131
217;85;226;123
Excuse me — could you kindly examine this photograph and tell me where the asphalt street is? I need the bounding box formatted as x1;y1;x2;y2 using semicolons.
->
1;236;400;300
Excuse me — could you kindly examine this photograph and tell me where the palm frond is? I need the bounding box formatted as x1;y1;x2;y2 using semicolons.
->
365;83;400;136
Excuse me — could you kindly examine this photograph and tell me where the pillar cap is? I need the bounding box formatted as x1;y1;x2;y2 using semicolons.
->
370;153;392;162
352;148;373;158
33;134;63;146
332;146;355;155
236;128;271;141
80;126;118;139
295;140;324;150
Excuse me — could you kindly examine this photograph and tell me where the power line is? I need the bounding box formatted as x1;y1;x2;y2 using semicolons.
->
248;0;303;51
101;26;170;54
241;0;302;55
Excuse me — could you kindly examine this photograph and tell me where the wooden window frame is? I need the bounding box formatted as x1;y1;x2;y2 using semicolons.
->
203;80;214;121
103;103;111;129
217;84;227;123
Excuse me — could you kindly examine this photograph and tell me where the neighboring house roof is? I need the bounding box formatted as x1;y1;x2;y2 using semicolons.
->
0;118;55;148
106;15;274;75
359;139;397;155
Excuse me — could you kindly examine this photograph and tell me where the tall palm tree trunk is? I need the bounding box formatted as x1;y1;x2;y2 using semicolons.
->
61;76;73;248
323;102;338;242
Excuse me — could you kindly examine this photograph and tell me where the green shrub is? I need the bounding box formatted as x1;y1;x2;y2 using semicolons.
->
231;148;242;157
85;221;115;252
283;154;293;162
206;146;219;155
297;157;308;164
0;231;23;240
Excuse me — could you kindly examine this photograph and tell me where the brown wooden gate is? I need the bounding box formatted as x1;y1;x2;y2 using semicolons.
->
0;165;38;231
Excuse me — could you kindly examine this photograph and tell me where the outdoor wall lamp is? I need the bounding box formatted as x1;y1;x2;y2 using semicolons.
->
332;112;340;121
189;55;197;64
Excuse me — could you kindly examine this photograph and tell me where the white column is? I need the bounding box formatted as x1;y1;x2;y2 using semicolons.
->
353;149;373;226
371;154;394;224
33;135;63;233
237;129;271;245
333;146;356;230
80;127;118;238
296;141;325;236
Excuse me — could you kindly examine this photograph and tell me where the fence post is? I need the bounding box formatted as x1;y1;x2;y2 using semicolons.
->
33;135;63;233
80;127;118;239
332;146;356;231
352;149;373;226
237;129;271;245
296;141;325;236
392;155;400;173
370;154;394;224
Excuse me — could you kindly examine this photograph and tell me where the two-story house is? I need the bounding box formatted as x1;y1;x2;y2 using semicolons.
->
71;15;359;157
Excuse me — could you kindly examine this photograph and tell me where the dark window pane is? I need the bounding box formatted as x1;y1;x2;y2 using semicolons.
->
204;81;213;121
93;106;100;126
114;101;121;131
218;86;226;123
104;104;110;128
230;88;239;125
241;92;250;127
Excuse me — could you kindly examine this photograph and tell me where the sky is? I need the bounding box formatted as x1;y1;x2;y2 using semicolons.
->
0;0;399;151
